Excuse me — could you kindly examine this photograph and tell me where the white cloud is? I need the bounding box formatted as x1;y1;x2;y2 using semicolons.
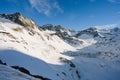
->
29;0;63;16
94;24;118;29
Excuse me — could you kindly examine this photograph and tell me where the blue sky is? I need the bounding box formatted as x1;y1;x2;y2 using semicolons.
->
0;0;120;30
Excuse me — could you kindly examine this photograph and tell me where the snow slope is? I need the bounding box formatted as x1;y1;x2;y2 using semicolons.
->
0;17;78;80
0;13;120;80
0;64;39;80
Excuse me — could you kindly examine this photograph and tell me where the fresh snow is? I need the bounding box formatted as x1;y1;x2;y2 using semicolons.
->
0;17;76;80
0;17;120;80
0;64;39;80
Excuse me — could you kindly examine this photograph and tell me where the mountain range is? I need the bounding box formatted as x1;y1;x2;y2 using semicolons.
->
0;12;120;80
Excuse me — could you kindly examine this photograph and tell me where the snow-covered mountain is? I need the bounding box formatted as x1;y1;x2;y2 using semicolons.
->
0;12;120;80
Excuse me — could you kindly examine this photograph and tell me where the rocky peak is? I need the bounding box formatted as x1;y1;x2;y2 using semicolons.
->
75;27;100;37
0;12;22;22
42;24;65;32
86;27;98;32
112;27;120;32
42;24;71;37
42;24;54;31
0;12;43;36
0;12;36;29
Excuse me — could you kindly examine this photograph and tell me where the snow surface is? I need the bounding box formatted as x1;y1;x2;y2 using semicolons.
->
0;64;39;80
0;17;120;80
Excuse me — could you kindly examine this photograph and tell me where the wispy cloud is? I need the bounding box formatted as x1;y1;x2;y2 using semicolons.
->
89;0;96;2
117;11;120;15
29;0;63;16
89;14;95;18
108;0;115;3
7;0;18;3
108;0;120;3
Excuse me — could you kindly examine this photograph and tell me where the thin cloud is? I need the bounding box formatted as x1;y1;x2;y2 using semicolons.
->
94;24;118;29
89;14;95;18
53;2;63;13
89;0;96;2
7;0;18;3
108;0;120;3
29;0;63;16
117;11;120;15
108;0;115;3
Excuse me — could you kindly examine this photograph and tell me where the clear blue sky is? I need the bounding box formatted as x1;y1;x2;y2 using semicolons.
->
0;0;120;30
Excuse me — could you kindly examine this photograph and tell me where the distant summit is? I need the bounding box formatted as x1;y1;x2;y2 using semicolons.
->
75;27;100;38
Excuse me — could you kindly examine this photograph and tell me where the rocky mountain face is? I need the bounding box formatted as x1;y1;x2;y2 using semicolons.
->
0;12;35;28
42;24;82;46
0;12;120;80
0;12;42;36
75;27;100;37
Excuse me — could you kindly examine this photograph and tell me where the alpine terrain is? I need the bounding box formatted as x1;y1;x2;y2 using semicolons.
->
0;12;120;80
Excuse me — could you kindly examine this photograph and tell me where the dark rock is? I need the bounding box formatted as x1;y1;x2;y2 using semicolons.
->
11;66;30;75
31;75;51;80
0;60;7;65
11;65;51;80
75;27;99;38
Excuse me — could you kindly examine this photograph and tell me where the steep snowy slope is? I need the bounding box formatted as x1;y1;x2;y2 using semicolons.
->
42;24;82;46
0;13;120;80
0;13;80;80
0;64;39;80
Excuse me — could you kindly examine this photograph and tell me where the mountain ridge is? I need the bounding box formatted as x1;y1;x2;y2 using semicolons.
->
0;12;120;80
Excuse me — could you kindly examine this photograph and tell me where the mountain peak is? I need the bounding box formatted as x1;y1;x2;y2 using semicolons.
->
0;12;22;19
14;12;22;16
75;27;100;38
0;12;36;29
0;12;120;80
85;27;99;32
42;24;65;31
